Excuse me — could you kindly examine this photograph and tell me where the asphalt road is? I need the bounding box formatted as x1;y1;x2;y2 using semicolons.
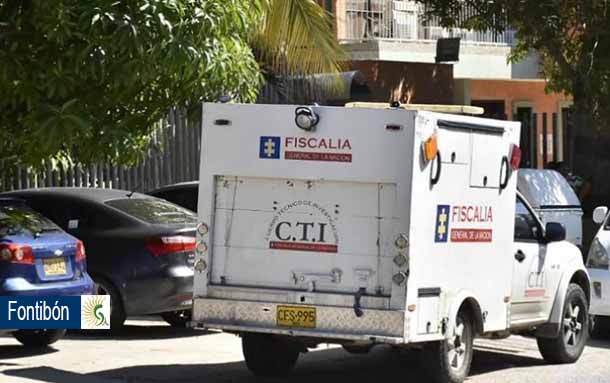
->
1;318;609;383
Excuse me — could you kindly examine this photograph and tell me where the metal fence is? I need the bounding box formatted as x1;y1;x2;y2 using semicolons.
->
341;0;516;45
0;82;338;194
1;106;577;193
0;109;201;193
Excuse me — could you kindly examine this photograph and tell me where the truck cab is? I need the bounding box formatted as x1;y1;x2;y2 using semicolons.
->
512;193;589;340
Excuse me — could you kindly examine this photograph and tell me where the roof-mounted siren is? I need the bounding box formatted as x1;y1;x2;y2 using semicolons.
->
295;106;319;132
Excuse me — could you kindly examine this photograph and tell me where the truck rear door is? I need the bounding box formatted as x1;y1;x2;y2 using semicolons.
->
197;104;415;306
212;176;396;296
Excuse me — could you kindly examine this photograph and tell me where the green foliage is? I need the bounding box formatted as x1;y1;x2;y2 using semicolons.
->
418;1;610;118
253;0;345;78
0;0;263;167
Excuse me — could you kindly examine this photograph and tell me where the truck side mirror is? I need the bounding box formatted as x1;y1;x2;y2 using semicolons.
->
545;222;566;243
593;206;608;225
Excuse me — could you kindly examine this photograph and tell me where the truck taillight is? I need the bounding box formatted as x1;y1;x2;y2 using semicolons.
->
0;244;34;264
145;236;197;257
75;240;86;262
510;144;522;170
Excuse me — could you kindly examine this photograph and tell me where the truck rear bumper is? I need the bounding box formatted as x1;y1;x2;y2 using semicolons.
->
192;298;406;343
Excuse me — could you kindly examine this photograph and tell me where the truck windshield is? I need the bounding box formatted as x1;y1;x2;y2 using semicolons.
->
0;204;60;237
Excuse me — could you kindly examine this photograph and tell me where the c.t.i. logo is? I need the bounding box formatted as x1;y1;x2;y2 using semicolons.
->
259;136;281;159
435;204;450;243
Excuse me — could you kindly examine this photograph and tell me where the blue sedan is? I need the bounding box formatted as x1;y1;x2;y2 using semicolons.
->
0;198;93;346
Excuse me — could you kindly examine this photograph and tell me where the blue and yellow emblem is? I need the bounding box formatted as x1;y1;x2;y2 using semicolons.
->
435;204;450;243
259;136;281;159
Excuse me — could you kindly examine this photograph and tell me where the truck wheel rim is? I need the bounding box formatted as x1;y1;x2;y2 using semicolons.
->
448;322;467;370
563;302;583;347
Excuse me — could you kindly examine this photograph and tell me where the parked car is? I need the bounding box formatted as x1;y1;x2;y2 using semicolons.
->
0;198;93;346
517;169;583;248
148;182;198;212
0;188;197;329
587;205;610;338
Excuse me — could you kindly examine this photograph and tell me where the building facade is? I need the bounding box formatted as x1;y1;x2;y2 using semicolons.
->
320;0;572;168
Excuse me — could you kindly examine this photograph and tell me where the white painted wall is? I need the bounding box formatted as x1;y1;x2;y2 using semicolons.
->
344;41;542;80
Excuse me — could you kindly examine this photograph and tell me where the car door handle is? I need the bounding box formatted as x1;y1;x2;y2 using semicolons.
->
515;250;526;263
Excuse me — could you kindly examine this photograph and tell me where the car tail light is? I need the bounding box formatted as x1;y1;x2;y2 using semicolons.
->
75;240;86;262
145;236;197;257
0;244;34;264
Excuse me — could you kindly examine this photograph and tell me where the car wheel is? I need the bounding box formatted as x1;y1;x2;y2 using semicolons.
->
161;310;191;328
13;329;66;347
424;310;474;383
591;315;610;339
537;283;588;363
94;277;126;330
242;333;301;376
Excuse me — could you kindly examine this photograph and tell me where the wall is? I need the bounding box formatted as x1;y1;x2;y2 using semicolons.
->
0;109;201;193
345;41;517;80
468;79;571;117
465;79;572;166
349;60;453;104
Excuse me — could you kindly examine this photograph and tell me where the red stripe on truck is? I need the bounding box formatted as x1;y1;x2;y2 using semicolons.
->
284;151;352;163
450;229;493;242
525;289;546;298
270;241;338;253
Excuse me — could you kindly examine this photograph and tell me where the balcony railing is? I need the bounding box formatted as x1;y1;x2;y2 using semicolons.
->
340;0;516;46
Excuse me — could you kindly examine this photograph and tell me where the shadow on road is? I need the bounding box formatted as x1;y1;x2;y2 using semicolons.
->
0;344;59;363
2;346;551;383
66;324;213;341
470;349;545;376
587;337;610;350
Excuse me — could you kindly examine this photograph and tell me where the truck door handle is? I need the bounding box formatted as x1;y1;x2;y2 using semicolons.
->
514;250;526;263
430;151;442;185
500;156;510;190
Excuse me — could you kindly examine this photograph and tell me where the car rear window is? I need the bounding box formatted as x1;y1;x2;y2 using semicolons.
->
105;198;197;225
0;203;60;236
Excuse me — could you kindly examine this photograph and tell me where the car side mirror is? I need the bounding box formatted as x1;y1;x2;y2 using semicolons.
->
545;222;566;243
593;206;608;225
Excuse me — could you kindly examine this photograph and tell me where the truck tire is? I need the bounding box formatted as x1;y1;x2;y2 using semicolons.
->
424;310;474;383
242;333;300;376
591;315;610;339
537;283;588;363
590;315;610;339
13;329;66;347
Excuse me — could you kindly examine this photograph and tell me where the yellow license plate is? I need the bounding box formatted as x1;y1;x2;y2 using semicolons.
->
43;257;67;276
277;305;316;329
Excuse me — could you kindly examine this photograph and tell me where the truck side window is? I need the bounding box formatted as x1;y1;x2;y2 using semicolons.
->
515;198;540;241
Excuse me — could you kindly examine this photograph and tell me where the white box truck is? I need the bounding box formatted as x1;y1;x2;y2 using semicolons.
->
191;103;590;383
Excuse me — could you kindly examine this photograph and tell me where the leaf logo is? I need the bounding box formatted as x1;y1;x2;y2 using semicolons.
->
82;296;109;327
